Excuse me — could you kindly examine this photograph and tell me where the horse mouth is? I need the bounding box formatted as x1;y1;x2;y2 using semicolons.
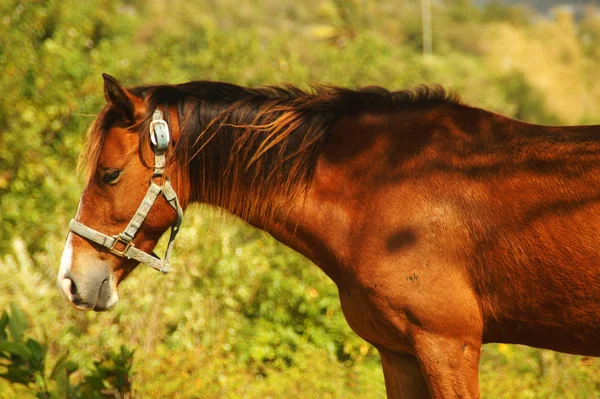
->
68;278;118;312
93;279;115;311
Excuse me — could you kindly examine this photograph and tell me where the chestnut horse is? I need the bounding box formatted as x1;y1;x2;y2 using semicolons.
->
58;74;600;398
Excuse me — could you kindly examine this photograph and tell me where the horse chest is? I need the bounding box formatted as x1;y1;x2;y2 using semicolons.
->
337;286;414;353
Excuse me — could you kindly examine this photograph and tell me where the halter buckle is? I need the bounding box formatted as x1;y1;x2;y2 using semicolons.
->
109;235;134;258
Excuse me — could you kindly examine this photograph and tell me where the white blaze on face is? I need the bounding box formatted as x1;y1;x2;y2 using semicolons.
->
58;196;84;300
58;233;74;300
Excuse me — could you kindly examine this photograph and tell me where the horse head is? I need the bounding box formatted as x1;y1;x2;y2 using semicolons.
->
58;74;184;311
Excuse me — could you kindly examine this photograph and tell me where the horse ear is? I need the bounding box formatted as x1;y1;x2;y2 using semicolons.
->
102;73;136;121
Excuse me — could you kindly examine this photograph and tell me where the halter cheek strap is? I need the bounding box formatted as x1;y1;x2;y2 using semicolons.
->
69;108;183;274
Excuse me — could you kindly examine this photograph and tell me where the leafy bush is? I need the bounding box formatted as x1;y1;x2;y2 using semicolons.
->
0;304;133;399
0;304;49;391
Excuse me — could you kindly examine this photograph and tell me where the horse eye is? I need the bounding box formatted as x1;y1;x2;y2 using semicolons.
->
102;169;122;185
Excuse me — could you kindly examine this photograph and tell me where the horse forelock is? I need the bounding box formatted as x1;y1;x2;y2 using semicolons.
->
78;106;112;181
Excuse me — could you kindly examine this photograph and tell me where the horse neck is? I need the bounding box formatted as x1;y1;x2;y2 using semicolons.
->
232;105;500;283
179;96;335;236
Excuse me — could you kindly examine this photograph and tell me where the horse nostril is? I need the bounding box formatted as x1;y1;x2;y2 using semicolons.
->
61;270;80;301
59;276;73;301
68;278;78;296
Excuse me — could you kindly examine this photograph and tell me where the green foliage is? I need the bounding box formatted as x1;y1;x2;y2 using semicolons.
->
498;70;561;124
0;0;139;254
0;304;134;399
482;1;533;25
1;0;600;398
79;347;133;399
0;304;44;388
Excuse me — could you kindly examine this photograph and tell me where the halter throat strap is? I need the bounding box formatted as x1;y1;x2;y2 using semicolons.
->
69;108;183;274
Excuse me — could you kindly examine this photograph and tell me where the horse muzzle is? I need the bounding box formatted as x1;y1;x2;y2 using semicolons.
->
59;270;117;311
58;234;119;311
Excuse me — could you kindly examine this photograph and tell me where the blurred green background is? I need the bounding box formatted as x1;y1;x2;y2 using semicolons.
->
1;0;599;397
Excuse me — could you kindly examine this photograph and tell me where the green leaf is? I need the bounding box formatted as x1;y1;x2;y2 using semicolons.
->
0;341;32;358
0;367;34;385
83;375;106;390
0;311;9;340
50;352;71;380
26;338;47;363
50;353;77;399
55;370;68;399
34;373;46;389
8;303;29;342
65;361;78;374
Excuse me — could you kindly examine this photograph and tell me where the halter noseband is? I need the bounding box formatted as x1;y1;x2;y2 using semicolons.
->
68;108;183;274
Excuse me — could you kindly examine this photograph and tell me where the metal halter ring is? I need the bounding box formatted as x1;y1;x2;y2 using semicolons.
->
109;235;134;258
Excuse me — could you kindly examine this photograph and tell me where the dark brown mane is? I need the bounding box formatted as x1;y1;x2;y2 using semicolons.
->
80;82;460;223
